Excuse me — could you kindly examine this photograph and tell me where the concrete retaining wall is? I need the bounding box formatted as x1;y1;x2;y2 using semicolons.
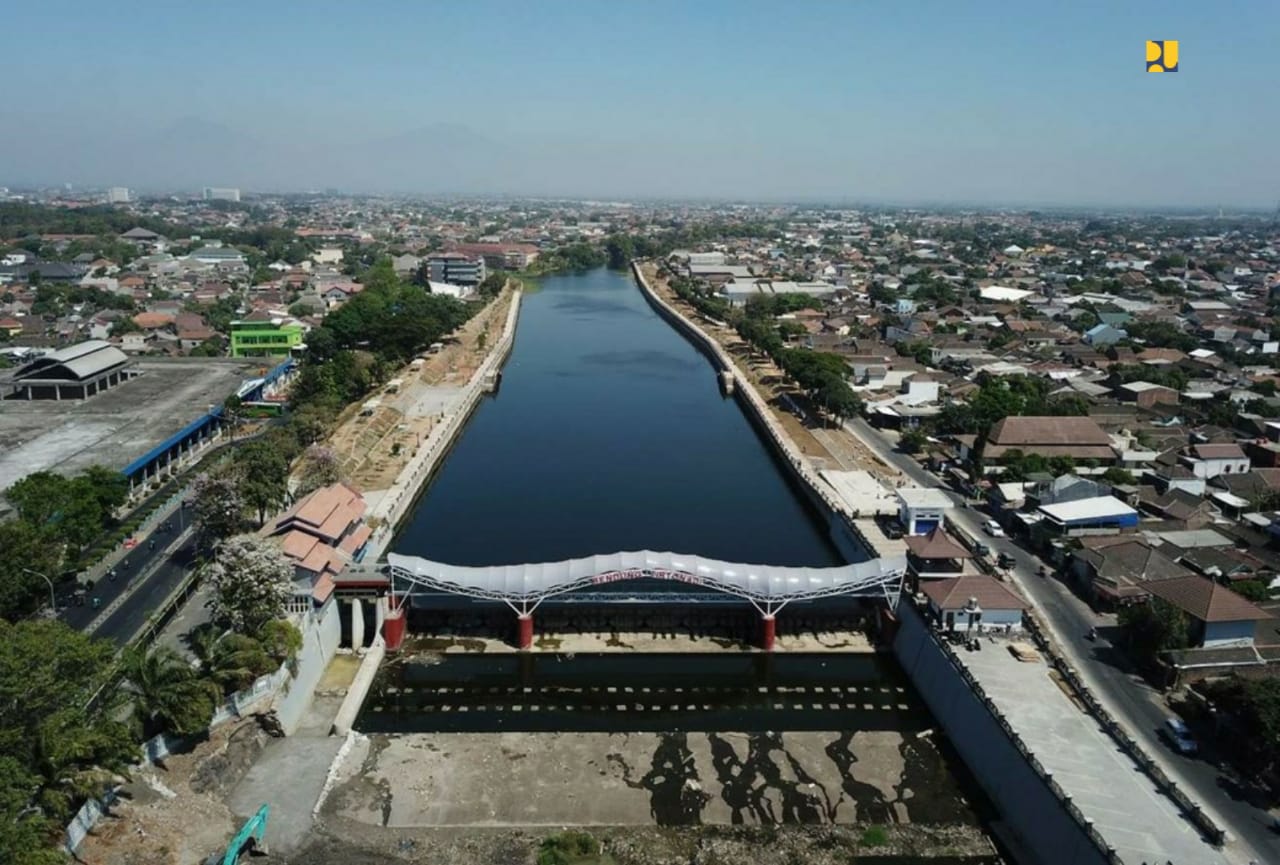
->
364;288;523;560
631;261;879;561
275;597;342;734
893;601;1117;865
331;642;385;736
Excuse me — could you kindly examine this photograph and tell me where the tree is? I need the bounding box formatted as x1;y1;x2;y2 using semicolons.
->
188;628;277;694
204;535;295;632
477;271;506;299
222;394;244;441
0;520;62;621
120;646;219;738
1101;467;1136;486
1119;597;1189;663
190;472;246;550
235;441;290;525
604;234;635;269
296;445;342;496
0;620;135;827
900;427;928;454
1232;580;1271;603
289;403;335;446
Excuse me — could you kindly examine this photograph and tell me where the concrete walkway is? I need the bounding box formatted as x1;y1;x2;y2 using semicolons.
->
964;643;1225;864
225;695;345;855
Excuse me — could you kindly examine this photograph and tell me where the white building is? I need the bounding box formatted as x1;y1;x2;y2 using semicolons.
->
202;187;241;202
106;187;130;204
897;487;954;535
1179;443;1251;479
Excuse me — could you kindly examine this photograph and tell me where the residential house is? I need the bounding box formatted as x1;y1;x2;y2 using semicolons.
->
269;482;373;598
1070;536;1192;607
921;574;1030;634
1179;442;1251;479
978;416;1118;466
1139;576;1273;648
1117;381;1180;408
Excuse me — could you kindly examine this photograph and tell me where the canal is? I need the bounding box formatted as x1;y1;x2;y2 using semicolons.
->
362;268;994;842
391;266;844;566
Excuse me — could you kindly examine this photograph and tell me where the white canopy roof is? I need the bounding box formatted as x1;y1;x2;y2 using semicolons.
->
387;549;907;604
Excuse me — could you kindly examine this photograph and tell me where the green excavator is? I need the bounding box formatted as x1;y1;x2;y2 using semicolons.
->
206;804;270;864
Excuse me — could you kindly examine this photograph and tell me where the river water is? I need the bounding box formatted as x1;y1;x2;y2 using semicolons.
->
392;266;843;567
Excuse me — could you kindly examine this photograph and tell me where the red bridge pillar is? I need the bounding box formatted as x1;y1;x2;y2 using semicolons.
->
382;599;407;652
516;613;534;650
760;614;777;652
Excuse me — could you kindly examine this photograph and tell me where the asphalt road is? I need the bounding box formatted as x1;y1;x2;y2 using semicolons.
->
57;511;197;646
846;417;1277;864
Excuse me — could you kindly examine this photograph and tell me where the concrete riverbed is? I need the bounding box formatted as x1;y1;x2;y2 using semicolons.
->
325;728;981;828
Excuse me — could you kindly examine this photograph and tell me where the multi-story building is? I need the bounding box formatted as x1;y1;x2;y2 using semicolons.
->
106;187;130;203
202;186;241;202
229;316;305;358
426;253;485;287
449;242;539;270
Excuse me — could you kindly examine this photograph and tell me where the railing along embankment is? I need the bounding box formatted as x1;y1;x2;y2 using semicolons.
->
631;261;879;559
363;289;523;560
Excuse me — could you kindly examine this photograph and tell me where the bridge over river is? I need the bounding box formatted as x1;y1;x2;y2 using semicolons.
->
381;550;908;649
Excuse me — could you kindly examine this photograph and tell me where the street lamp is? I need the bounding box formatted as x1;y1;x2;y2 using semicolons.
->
21;568;56;615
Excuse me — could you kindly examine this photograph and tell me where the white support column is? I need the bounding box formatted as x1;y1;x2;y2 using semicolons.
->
374;596;386;642
350;598;365;650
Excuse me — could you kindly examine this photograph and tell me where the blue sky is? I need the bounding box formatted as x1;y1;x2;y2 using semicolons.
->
4;0;1277;206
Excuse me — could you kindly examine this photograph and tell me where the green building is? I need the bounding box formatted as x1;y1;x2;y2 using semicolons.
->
229;317;305;358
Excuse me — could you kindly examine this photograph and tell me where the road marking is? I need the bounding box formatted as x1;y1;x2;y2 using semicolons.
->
84;527;194;635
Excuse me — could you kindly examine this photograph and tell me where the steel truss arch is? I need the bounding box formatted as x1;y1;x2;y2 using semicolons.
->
386;550;908;609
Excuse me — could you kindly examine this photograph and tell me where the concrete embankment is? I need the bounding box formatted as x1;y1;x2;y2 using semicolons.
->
362;289;523;560
328;290;523;735
894;601;1116;865
631;262;878;562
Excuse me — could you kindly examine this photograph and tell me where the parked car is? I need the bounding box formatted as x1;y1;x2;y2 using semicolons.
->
983;520;1006;538
997;552;1016;569
1162;718;1198;755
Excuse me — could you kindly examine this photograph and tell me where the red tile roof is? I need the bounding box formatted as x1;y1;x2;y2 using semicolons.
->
905;526;972;560
921;575;1029;612
1139;576;1273;623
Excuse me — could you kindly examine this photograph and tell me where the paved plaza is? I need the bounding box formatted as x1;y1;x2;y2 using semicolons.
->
963;644;1228;865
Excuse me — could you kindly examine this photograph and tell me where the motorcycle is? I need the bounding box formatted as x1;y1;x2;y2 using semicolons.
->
1085;628;1097;642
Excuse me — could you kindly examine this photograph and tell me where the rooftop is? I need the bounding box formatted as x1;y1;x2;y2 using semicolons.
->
1139;575;1273;623
920;574;1027;610
1039;496;1139;523
0;357;259;493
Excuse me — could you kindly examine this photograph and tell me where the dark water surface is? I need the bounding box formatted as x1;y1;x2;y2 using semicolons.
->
359;650;923;734
392;267;842;566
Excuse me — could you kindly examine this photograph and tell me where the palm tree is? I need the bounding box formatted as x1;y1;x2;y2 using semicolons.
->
121;647;219;738
189;627;275;694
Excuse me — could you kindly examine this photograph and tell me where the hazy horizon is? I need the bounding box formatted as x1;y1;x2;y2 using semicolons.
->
5;1;1278;208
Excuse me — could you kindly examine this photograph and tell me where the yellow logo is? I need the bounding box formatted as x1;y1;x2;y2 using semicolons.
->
1147;40;1178;72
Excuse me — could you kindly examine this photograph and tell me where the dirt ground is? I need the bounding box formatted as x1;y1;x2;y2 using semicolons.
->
76;719;271;865
288;822;995;865
642;265;899;485
321;287;514;492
